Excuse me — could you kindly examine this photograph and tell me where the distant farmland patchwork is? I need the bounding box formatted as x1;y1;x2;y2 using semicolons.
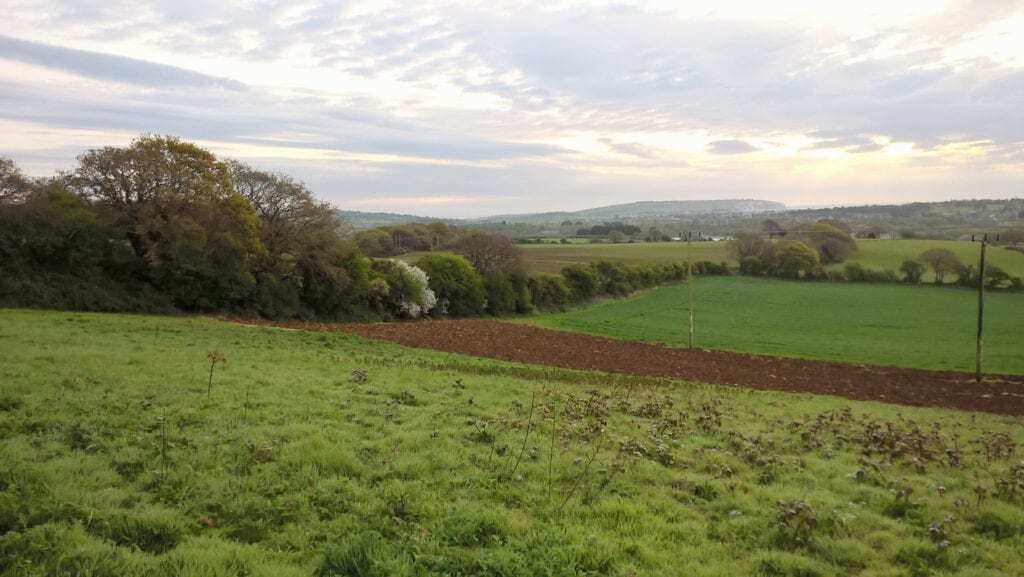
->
531;276;1024;375
519;239;1024;279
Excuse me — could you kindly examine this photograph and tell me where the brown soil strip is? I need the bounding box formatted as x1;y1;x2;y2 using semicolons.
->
240;318;1024;416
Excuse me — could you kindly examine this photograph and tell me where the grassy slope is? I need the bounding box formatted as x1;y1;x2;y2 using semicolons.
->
516;239;1024;277
1;310;1023;576
531;276;1024;374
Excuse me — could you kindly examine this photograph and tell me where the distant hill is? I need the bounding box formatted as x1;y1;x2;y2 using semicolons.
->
477;199;785;224
338;210;455;229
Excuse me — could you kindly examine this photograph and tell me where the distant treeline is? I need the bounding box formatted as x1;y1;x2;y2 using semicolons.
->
0;136;718;320
730;227;1022;290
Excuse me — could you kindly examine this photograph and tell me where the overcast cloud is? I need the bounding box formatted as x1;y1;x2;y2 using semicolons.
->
0;0;1022;216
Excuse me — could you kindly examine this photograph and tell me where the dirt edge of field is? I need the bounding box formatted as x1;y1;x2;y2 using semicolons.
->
237;318;1024;416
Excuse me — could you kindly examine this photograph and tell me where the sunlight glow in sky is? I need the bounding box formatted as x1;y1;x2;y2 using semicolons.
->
1;0;1022;216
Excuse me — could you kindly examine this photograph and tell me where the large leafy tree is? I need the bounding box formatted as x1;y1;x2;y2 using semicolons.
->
227;160;368;318
450;230;523;276
774;240;820;279
0;157;32;205
807;222;857;264
70;136;263;310
919;248;962;284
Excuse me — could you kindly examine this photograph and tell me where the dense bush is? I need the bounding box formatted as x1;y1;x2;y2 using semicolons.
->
369;260;437;318
774;241;820;279
899;259;925;284
920;249;962;284
527;274;573;311
561;264;600;302
483;273;527;316
844;263;898;283
0;139;372;319
807;222;857;264
415;253;487;316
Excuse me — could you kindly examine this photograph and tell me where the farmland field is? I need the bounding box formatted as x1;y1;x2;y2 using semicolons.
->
516;239;1024;278
518;241;732;273
531;276;1024;374
828;239;1024;282
2;309;1023;576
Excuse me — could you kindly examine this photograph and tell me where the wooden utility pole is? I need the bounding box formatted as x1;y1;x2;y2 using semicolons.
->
686;232;694;349
976;234;987;382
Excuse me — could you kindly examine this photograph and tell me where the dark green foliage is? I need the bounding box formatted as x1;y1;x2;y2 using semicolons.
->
844;263;898;283
0;139;372;319
920;248;962;284
985;265;1012;289
561;264;600;302
774;241;820;279
899;259;925;283
806;222;856;264
527;274;572;311
416;252;487;316
484;273;518;316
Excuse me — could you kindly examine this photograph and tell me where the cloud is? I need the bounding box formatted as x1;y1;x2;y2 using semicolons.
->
706;140;758;155
1;0;1023;216
0;34;245;90
806;131;884;153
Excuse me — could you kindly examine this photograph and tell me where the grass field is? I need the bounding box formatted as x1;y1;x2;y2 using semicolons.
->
827;240;1024;282
531;276;1024;374
519;241;732;273
516;239;1024;278
2;309;1023;575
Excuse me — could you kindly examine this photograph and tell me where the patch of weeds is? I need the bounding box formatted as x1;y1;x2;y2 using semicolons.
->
971;510;1023;540
993;461;1024;502
894;541;950;576
977;432;1016;462
774;501;818;549
691;481;719;502
319;531;400;577
882;479;920;519
93;508;187;554
395;390;419;406
64;421;97;452
620;437;675;467
0;395;23;412
753;551;827;577
438;506;509;547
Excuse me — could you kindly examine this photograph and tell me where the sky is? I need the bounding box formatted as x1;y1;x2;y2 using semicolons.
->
1;0;1022;217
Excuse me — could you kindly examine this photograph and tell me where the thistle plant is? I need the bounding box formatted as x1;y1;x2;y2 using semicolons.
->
206;350;226;397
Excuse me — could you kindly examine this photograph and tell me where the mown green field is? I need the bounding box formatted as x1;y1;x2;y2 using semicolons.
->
519;241;732;273
532;276;1024;374
1;309;1022;576
516;239;1024;278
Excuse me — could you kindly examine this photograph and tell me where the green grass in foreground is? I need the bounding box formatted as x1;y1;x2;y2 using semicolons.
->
531;276;1024;374
1;310;1023;576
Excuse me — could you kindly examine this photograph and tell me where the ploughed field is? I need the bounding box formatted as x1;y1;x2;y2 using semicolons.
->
531;276;1024;375
341;319;1024;416
2;309;1023;576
